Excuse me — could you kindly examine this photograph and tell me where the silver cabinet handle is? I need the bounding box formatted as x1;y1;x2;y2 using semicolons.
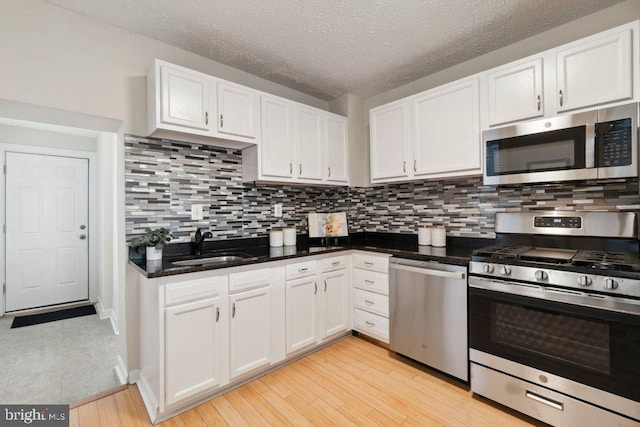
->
331;261;340;266
314;282;317;295
559;90;563;107
289;163;293;175
216;307;220;322
220;114;224;127
299;163;302;174
298;267;308;273
413;160;417;172
402;161;406;173
205;112;209;125
365;321;375;327
364;300;375;305
232;302;236;318
364;280;374;285
79;234;87;240
526;391;563;411
537;95;541;111
364;261;374;267
324;280;327;292
328;167;331;177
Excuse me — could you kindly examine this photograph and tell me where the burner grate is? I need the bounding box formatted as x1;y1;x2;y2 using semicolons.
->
572;251;640;272
472;245;532;259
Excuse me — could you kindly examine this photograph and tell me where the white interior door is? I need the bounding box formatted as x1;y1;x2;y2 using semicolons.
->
5;152;89;312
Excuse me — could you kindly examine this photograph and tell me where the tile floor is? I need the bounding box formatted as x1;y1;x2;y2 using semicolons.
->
0;311;121;404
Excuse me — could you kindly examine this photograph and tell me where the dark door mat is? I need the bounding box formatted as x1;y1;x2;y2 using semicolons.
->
11;305;97;328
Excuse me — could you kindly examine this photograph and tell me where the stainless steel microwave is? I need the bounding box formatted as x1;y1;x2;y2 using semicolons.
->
483;103;638;185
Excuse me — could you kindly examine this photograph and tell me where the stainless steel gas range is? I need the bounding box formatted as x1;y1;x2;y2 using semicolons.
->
468;211;640;426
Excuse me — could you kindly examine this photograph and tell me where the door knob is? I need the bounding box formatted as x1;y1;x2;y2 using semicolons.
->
79;234;87;240
80;225;86;230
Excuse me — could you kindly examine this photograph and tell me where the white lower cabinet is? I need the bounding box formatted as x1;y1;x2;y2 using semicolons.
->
352;252;391;343
165;295;223;406
285;276;319;353
229;285;272;379
321;269;350;338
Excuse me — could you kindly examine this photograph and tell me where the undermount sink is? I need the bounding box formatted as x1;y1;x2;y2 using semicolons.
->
170;254;250;267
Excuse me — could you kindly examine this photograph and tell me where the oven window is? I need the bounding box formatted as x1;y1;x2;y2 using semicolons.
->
492;303;610;374
486;125;586;176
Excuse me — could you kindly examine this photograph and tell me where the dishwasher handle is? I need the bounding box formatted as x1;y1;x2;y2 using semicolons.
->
390;263;465;280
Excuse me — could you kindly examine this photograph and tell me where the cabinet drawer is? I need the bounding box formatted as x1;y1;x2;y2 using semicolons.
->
353;269;388;295
353;254;389;273
286;260;318;280
229;268;271;293
353;309;389;342
321;256;349;273
165;276;226;306
353;289;389;317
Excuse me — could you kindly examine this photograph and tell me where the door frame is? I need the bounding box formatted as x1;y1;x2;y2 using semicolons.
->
0;143;97;315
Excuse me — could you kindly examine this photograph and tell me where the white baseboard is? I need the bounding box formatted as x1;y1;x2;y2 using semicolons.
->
137;373;159;424
96;298;119;335
128;369;140;385
114;355;127;385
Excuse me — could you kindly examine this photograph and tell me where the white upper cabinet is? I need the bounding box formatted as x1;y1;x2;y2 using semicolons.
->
261;95;295;179
412;77;481;177
217;82;258;139
487;58;544;126
160;64;210;131
243;95;349;186
556;28;633;113
370;100;411;181
296;106;325;181
325;115;349;183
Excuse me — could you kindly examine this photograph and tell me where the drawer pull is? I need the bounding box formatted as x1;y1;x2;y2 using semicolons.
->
365;321;375;327
364;300;375;305
298;267;308;273
331;261;340;266
364;280;374;285
364;261;374;267
525;391;563;411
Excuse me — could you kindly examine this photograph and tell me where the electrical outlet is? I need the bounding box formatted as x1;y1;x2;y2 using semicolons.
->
191;204;204;220
274;203;283;218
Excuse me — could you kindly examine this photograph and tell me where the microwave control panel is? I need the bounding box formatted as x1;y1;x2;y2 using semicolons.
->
597;118;632;167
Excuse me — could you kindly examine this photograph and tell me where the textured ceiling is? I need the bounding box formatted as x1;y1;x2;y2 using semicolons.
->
43;0;623;100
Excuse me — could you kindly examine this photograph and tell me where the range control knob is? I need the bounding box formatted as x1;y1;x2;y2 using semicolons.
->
577;276;592;287
482;264;494;274
604;278;619;290
499;266;511;276
534;270;548;281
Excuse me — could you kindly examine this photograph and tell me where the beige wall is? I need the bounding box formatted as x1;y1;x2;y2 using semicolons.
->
364;0;640;112
0;0;328;137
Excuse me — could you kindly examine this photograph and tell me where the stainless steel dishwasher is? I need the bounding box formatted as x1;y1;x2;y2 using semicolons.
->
389;257;468;382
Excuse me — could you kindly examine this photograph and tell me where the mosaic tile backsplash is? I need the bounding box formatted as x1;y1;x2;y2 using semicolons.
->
125;135;640;242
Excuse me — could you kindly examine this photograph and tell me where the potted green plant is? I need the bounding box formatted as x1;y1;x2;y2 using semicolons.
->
131;227;173;260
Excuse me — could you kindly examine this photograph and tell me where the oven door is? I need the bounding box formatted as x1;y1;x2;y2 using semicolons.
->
483;110;597;185
469;277;640;403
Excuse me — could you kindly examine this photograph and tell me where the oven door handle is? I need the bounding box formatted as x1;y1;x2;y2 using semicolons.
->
525;391;564;411
390;263;465;280
469;276;640;316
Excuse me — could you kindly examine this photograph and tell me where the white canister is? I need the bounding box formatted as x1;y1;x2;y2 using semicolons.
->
418;227;431;246
269;229;284;247
431;226;447;247
283;227;297;246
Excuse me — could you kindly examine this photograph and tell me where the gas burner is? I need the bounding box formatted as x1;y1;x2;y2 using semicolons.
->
472;245;532;259
572;250;640;272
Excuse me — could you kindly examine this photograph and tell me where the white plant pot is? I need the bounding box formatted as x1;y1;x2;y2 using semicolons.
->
146;247;163;261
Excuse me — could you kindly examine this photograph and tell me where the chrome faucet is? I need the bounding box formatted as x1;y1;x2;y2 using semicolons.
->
193;228;213;255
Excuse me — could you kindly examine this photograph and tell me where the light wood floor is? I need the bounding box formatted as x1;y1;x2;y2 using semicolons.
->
70;335;545;426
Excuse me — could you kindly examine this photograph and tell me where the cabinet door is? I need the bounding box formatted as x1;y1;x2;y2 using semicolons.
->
285;277;319;353
165;296;221;406
160;65;210;131
556;29;632;112
217;82;257;138
326;115;349;183
321;270;349;338
487;58;543;126
370;101;410;180
412;78;480;176
261;96;295;179
296;107;324;181
229;287;271;379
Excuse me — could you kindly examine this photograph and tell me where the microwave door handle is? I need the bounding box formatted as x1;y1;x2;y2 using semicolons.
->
586;123;596;169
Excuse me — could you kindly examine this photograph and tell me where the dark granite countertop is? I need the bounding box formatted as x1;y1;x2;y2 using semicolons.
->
128;232;493;278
